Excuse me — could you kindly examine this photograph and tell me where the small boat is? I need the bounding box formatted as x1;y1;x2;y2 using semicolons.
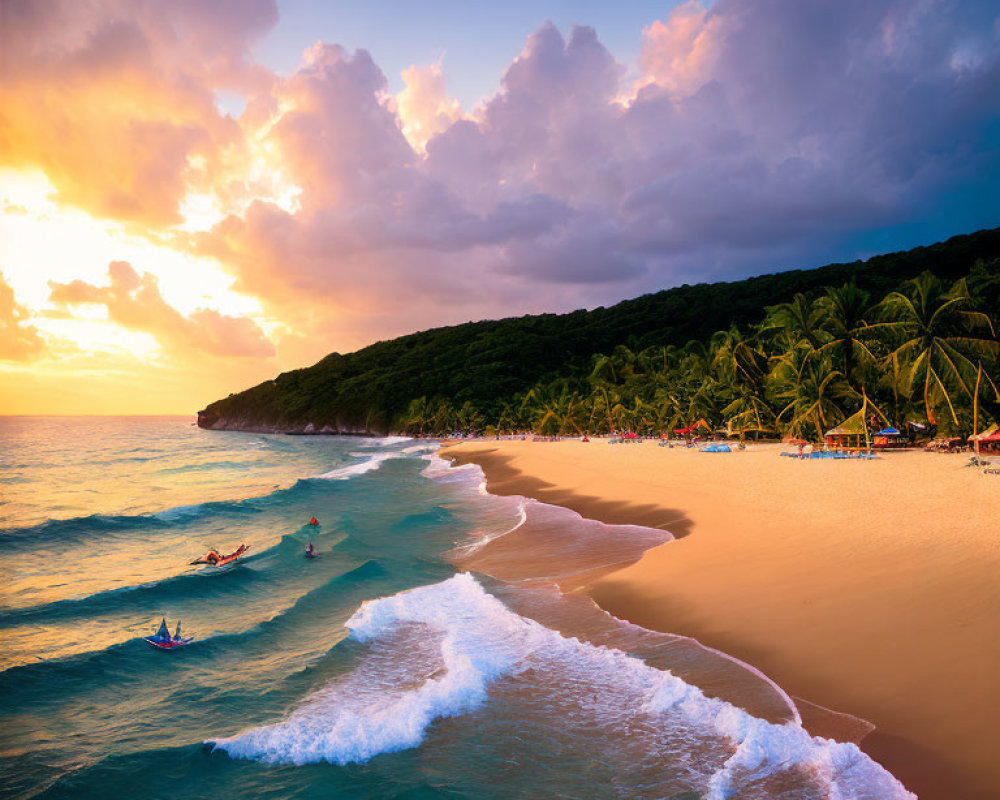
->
144;619;193;650
190;543;250;567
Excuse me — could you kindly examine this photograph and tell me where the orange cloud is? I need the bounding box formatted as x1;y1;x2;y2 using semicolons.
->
395;60;463;151
49;261;275;359
637;1;723;96
0;0;277;227
0;271;45;361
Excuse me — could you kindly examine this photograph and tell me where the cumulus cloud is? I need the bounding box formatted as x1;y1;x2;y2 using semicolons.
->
0;0;277;226
395;60;463;151
637;1;722;96
49;261;275;359
7;0;1000;367
0;272;45;361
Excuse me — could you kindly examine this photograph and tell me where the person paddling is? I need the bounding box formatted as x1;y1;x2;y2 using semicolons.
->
145;617;193;649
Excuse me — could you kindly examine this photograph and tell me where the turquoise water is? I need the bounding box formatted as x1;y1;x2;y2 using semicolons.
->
0;418;912;799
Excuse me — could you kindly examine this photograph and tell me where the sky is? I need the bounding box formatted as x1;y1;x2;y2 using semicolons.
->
1;0;999;414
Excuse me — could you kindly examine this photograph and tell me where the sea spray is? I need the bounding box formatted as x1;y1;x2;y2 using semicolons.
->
210;574;914;800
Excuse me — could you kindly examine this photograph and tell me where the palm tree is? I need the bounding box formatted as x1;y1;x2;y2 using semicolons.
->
773;363;849;440
722;393;776;438
522;381;585;435
401;396;430;435
712;329;769;399
768;342;854;439
816;282;876;391
455;401;485;435
590;350;636;433
765;293;828;349
429;400;457;434
869;273;999;427
496;400;523;435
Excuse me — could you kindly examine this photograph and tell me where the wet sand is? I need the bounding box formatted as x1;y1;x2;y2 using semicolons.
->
444;439;1000;800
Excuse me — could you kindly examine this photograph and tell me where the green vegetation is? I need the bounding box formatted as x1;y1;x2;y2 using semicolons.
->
199;227;1000;439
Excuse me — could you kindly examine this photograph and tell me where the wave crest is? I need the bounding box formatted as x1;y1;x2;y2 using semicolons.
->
208;575;914;798
317;452;403;480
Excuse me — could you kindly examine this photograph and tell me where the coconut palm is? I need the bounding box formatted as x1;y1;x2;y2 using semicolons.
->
764;293;828;349
769;343;853;440
712;329;769;399
722;393;776;438
401;396;430;434
428;400;457;433
816;282;877;391
455;401;485;435
522;381;585;435
869;273;999;427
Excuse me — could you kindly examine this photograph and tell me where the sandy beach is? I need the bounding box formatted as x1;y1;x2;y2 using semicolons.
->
444;439;1000;800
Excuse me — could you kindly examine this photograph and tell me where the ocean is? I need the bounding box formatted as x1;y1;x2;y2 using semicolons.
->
0;417;912;799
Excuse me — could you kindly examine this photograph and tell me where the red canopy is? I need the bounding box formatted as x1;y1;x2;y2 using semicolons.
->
979;431;1000;443
674;426;696;434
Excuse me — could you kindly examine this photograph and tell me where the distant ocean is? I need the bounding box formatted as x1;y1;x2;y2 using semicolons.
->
0;417;911;799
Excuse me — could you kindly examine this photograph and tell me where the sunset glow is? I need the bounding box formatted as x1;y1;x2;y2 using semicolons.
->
1;0;998;413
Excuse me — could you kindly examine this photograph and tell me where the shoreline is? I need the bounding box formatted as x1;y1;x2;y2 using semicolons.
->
443;440;1000;800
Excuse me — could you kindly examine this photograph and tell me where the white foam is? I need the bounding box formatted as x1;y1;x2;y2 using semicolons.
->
210;574;522;765
450;500;528;558
210;575;915;798
357;435;413;448
401;442;438;454
316;452;401;480
419;451;479;483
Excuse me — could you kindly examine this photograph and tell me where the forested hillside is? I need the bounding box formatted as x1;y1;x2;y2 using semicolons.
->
198;227;1000;437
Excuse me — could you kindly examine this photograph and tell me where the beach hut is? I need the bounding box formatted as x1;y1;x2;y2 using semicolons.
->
981;430;1000;452
824;410;869;450
970;424;1000;453
825;394;890;451
968;423;998;442
873;427;904;449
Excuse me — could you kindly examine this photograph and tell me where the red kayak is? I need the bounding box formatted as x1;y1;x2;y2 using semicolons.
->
190;543;250;567
144;636;193;649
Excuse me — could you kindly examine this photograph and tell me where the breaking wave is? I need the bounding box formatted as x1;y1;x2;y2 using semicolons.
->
210;574;912;800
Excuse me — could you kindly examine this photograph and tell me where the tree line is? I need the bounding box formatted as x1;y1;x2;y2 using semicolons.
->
198;229;1000;437
399;264;1000;440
